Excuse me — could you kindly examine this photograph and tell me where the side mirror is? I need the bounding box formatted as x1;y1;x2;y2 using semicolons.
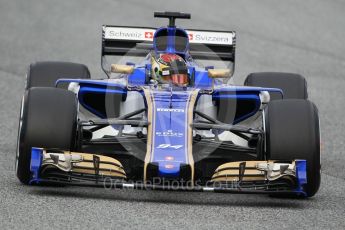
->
111;64;134;74
208;69;232;78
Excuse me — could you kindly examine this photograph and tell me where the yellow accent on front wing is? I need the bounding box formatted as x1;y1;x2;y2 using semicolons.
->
211;160;297;182
41;150;126;179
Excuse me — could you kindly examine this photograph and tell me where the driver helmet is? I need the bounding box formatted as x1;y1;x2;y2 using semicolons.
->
151;53;189;87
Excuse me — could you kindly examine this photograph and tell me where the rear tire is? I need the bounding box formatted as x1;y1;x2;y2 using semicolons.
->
26;61;90;89
16;87;78;184
244;72;308;100
265;99;320;197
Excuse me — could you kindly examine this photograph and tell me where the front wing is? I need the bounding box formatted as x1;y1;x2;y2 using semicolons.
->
29;147;308;196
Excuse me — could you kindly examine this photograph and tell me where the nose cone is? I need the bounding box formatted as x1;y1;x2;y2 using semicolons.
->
158;162;180;178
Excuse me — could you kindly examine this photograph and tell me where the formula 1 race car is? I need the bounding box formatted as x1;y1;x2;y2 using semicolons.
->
16;12;321;197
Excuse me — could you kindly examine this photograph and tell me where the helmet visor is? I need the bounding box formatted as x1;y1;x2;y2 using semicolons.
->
171;74;189;86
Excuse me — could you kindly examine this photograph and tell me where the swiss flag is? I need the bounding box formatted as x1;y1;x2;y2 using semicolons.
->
145;31;153;39
188;33;193;40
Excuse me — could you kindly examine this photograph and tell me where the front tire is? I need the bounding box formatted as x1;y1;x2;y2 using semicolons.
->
265;99;321;197
16;87;78;184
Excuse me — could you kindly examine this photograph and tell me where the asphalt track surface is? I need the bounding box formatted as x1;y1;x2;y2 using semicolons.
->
1;0;345;229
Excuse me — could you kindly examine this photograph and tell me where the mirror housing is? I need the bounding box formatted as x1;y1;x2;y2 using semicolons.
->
208;69;232;78
111;64;134;74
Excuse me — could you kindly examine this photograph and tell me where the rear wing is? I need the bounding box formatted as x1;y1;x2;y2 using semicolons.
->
102;25;236;75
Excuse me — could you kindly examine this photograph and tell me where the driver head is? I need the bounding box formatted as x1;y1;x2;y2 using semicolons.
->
151;53;189;87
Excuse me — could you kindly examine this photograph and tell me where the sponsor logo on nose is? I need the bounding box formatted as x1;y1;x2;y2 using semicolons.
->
164;164;175;169
165;156;174;161
157;144;183;149
157;108;185;113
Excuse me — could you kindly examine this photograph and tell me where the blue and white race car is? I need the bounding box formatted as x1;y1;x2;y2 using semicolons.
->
16;12;320;197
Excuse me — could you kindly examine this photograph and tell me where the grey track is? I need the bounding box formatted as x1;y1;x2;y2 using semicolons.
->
0;0;345;229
